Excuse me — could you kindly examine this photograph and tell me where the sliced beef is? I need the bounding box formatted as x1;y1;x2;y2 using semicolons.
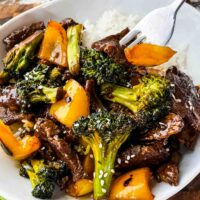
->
85;80;105;112
35;118;84;182
139;113;184;141
177;119;198;150
155;162;179;186
116;141;170;170
92;28;129;65
3;21;45;51
155;137;182;186
155;151;181;186
60;18;78;30
166;67;200;132
0;86;19;111
0;106;31;125
0;86;32;124
47;137;84;182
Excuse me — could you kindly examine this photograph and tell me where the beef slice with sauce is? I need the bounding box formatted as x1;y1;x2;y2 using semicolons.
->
166;67;200;132
116;141;170;170
155;151;182;186
3;21;45;51
35;118;84;182
139;113;184;141
92;28;130;65
177;119;199;150
60;18;78;30
0;86;32;124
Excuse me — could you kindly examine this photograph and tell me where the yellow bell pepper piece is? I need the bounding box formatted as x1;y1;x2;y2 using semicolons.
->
67;179;93;197
124;43;176;66
50;79;90;128
38;20;68;67
0;120;41;160
109;168;154;200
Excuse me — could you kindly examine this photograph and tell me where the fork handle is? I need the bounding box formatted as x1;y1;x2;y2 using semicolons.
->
170;0;185;13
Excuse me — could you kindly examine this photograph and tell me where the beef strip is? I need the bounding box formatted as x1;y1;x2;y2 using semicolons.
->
35;118;84;182
0;106;31;125
139;113;184;141
155;151;181;186
0;86;19;111
155;137;181;186
3;21;45;51
85;80;105;112
166;67;200;132
0;86;32;124
156;162;179;186
177;119;198;150
60;18;78;30
116;141;170;170
47;137;84;182
92;28;130;65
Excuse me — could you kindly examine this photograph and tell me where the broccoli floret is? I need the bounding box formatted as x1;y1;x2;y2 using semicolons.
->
19;164;29;178
73;111;134;200
101;75;171;127
0;31;43;83
80;48;127;85
22;160;55;199
16;64;65;111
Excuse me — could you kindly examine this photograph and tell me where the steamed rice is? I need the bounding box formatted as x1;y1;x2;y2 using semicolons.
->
82;10;140;48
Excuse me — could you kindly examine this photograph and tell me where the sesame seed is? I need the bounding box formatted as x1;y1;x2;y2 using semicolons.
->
93;172;95;178
90;154;94;158
125;160;129;164
131;155;135;158
188;100;192;106
100;170;103;175
100;180;104;186
171;94;182;103
99;143;103;148
73;123;79;127
111;169;115;174
102;188;106;193
38;85;43;89
99;174;103;179
117;158;121;164
127;155;130;160
104;173;108;178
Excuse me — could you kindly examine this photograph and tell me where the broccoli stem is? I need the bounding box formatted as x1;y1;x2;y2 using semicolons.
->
67;24;83;76
27;170;41;189
83;132;130;200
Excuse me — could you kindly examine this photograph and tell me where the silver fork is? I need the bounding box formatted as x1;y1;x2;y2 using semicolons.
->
120;0;185;47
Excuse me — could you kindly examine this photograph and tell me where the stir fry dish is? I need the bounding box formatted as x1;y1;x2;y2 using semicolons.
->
0;17;200;200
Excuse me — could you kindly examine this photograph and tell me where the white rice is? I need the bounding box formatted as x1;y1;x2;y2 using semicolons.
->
82;10;140;48
82;10;187;71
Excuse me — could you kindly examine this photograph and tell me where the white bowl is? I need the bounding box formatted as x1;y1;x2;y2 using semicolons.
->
0;0;200;199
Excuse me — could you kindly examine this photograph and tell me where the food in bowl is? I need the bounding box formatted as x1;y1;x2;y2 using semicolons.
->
0;10;199;200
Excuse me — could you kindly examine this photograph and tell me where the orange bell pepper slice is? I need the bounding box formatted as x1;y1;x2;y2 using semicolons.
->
0;120;41;160
109;167;154;200
124;43;176;66
67;179;93;197
50;79;90;128
38;20;68;67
